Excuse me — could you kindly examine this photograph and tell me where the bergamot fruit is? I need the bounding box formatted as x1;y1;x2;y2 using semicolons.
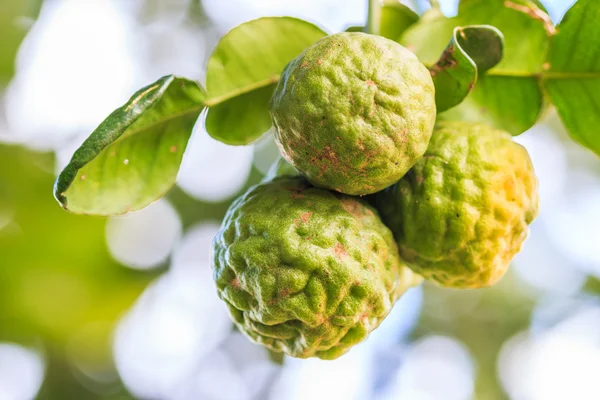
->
375;122;539;289
212;177;422;359
269;32;436;196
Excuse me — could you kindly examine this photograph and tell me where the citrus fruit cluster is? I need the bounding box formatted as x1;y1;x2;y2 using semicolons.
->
212;32;538;360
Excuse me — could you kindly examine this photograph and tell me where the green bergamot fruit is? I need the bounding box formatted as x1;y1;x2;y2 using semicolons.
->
270;32;436;196
212;177;422;359
375;122;539;289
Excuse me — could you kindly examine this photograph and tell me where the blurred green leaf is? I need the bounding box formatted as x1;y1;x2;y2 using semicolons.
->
204;17;327;145
0;0;42;83
431;25;504;112
414;274;536;399
55;75;205;216
0;145;152;398
401;0;552;135
543;0;600;156
583;276;600;295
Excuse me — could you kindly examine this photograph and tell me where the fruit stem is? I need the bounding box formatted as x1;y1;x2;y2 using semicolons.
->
429;0;441;9
366;0;382;36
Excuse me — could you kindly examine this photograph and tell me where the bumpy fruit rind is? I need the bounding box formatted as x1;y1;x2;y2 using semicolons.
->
270;32;436;196
212;178;422;359
375;122;539;289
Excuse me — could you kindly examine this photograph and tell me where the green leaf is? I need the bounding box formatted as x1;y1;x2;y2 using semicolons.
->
54;75;205;216
0;0;42;83
353;1;417;40
204;17;327;145
431;25;504;112
345;25;365;32
543;0;600;156
400;0;552;135
205;85;274;145
380;0;419;41
443;76;543;134
454;25;504;73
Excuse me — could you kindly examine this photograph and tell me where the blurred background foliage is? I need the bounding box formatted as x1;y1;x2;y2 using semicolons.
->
1;1;600;400
0;0;42;82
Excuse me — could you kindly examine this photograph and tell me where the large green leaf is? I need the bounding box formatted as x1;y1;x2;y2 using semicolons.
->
543;0;600;156
401;0;552;135
204;17;327;145
54;75;205;215
431;25;503;112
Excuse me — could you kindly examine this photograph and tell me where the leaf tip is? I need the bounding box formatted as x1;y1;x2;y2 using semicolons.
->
53;176;68;210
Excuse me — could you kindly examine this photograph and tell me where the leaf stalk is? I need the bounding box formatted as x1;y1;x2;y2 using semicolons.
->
429;0;441;9
366;0;382;35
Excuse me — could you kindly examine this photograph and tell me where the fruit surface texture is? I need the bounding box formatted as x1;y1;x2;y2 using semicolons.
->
212;178;421;359
376;122;539;288
270;32;436;195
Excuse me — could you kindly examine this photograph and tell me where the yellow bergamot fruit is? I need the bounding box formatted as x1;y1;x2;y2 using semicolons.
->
375;122;539;289
212;177;422;359
270;32;436;196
